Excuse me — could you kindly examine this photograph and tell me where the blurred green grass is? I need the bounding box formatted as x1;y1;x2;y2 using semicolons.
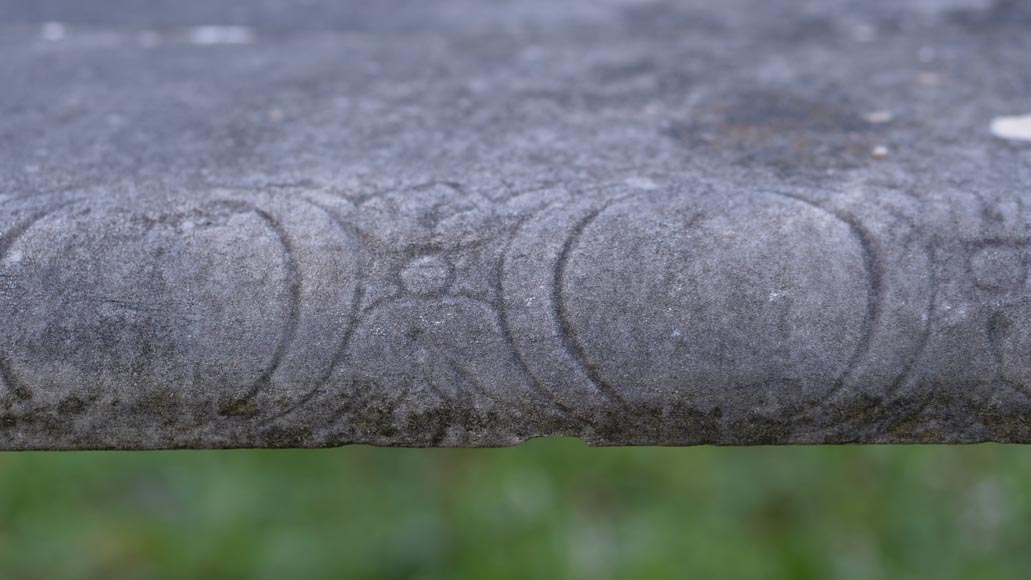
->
0;441;1028;580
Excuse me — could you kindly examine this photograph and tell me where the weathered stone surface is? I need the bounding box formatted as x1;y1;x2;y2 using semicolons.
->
0;0;1029;448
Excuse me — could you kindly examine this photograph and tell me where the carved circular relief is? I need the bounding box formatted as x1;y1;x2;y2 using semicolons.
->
560;192;871;412
0;201;292;406
0;194;363;419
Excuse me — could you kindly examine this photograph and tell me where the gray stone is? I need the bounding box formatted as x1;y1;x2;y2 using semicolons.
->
0;0;1030;448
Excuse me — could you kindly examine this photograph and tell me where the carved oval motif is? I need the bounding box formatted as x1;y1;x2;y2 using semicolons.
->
0;199;291;406
560;191;871;413
0;193;363;420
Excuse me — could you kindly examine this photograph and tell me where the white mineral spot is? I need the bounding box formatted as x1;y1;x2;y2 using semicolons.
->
40;22;66;42
990;114;1031;142
188;25;255;45
871;145;889;159
863;111;894;124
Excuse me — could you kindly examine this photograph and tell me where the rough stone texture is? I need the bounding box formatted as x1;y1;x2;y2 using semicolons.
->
0;0;1030;448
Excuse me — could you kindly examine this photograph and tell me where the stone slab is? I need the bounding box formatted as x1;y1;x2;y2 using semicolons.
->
0;0;1030;447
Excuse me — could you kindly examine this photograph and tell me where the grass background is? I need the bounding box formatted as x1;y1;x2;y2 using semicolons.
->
0;441;1028;579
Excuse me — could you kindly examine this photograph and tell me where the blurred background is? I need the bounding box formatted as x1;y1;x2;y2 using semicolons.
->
0;441;1028;579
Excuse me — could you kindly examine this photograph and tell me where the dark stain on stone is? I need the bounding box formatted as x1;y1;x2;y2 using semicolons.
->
949;0;1031;30
137;388;180;419
729;414;793;445
57;396;86;415
589;402;725;446
262;425;312;447
975;397;1031;441
663;88;876;174
218;396;259;418
710;89;868;135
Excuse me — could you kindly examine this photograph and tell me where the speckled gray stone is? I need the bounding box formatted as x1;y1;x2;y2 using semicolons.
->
1;0;1030;448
